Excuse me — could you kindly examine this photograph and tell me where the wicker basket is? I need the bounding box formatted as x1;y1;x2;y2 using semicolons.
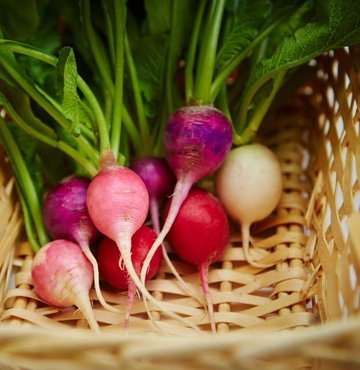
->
0;47;359;370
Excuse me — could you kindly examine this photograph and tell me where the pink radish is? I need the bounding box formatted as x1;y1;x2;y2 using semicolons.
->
86;151;198;330
140;106;233;289
42;175;118;313
164;188;230;333
31;239;99;332
96;225;163;328
215;144;283;267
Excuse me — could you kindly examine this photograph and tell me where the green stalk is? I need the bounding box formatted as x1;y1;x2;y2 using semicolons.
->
3;102;97;175
102;1;116;70
81;0;114;95
18;192;41;252
0;116;49;250
0;56;98;165
193;0;226;104
185;0;206;104
165;0;187;114
0;56;69;128
109;0;126;160
235;70;286;145
0;41;109;162
235;75;270;137
77;77;110;154
122;105;142;155
216;85;231;121
124;36;151;151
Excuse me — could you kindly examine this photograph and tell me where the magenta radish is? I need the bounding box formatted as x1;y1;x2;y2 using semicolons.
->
97;225;163;328
42;175;118;313
140;106;233;289
164;187;230;333
86;152;197;330
215;144;283;267
31;239;99;332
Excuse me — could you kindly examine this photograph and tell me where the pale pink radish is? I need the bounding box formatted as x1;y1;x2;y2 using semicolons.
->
31;239;99;332
215;144;282;267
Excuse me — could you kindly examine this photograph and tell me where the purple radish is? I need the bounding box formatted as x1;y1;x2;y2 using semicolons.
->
86;151;198;330
31;239;99;332
131;156;175;234
42;175;118;313
164;188;230;333
97;226;163;328
140;105;233;288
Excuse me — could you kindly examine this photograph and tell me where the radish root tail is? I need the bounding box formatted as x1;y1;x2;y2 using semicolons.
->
117;237;200;333
81;246;121;314
200;262;216;333
241;224;271;268
140;180;192;290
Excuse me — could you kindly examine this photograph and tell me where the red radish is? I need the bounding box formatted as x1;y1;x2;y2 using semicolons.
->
164;188;230;333
140;106;233;290
42;175;118;313
97;225;163;328
31;239;99;332
215;144;283;267
86;151;197;330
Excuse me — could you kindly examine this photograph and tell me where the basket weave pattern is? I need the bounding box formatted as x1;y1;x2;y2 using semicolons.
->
0;48;359;369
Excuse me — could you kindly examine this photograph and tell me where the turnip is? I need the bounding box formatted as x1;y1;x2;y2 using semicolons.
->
215;144;283;267
86;151;198;330
96;225;163;328
140;106;233;290
164;188;230;333
31;239;99;332
42;175;119;313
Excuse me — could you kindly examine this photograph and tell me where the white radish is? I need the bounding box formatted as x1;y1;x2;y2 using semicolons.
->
215;143;282;267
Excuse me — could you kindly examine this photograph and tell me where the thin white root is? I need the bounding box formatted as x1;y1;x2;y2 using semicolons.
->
118;239;201;333
241;224;272;268
82;247;121;314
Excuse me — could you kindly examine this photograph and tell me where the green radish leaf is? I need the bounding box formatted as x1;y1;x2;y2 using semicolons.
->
130;33;169;117
236;0;360;139
0;80;57;138
248;0;360;90
215;0;272;71
144;0;171;34
0;0;39;41
56;47;93;136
